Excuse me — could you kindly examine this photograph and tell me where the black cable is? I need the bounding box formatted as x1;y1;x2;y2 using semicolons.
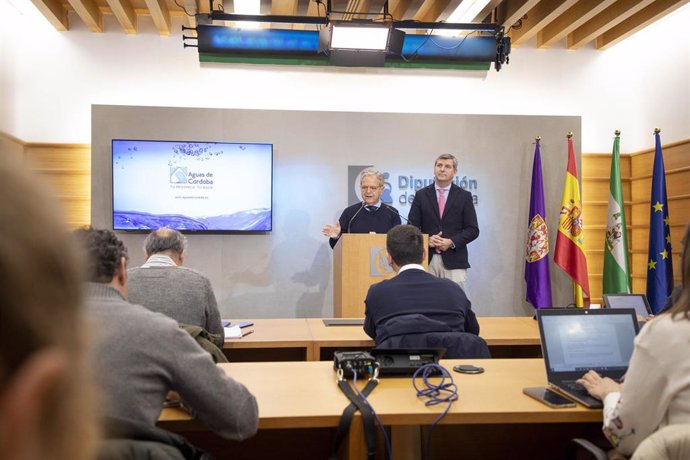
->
412;364;458;460
174;0;196;17
354;370;391;460
400;22;438;62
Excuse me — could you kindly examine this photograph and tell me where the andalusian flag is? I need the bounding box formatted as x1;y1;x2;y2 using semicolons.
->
554;134;590;307
646;129;674;313
603;132;631;294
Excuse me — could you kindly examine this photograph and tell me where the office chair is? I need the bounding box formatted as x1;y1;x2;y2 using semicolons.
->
566;424;690;460
375;313;491;359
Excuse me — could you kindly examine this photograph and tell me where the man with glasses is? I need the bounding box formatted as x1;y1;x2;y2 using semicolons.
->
322;168;401;249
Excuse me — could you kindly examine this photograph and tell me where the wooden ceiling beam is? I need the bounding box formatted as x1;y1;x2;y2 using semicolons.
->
413;0;452;23
537;0;616;48
597;0;690;49
495;0;540;29
29;0;69;30
66;0;103;32
510;0;578;46
384;0;414;20
271;0;298;16
476;0;505;23
104;0;137;33
294;0;321;30
143;0;171;35
271;0;298;27
182;0;199;27
567;0;654;49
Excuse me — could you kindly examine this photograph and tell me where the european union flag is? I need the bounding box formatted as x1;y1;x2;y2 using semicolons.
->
646;131;674;313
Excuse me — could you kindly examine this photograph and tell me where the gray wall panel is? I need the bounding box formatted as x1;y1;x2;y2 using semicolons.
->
92;105;581;318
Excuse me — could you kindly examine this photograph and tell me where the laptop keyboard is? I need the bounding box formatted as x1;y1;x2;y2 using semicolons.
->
562;380;590;398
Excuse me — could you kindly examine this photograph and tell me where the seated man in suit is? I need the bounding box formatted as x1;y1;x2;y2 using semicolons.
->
73;228;258;443
364;225;484;356
127;228;224;337
322;168;401;249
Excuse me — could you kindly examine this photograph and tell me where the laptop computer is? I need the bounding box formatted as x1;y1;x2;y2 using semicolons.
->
536;308;640;408
603;293;652;317
322;319;365;326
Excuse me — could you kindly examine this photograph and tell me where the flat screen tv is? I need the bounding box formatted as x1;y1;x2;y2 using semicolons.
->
112;139;272;232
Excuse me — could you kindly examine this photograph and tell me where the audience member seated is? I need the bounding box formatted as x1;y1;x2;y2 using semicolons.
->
0;154;98;460
364;225;487;358
577;223;690;457
73;228;258;449
128;228;224;337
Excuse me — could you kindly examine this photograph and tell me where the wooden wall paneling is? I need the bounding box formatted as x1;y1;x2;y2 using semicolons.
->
23;144;91;228
582;153;631;177
0;131;26;162
632;172;690;202
581;177;631;202
630;140;690;176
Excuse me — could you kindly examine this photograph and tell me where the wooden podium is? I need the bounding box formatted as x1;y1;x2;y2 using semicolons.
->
333;233;428;317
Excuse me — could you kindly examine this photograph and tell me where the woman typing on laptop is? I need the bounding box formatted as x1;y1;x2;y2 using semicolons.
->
577;224;690;457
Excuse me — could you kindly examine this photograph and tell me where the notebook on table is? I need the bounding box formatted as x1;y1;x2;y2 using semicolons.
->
603;293;653;316
536;308;640;408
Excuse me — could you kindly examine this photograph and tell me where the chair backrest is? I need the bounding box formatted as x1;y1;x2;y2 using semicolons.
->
378;331;490;359
100;416;213;460
631;425;690;460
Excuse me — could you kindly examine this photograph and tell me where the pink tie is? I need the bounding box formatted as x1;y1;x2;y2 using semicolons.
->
438;188;446;218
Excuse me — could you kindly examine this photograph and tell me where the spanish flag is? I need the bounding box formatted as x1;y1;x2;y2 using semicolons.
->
554;134;590;307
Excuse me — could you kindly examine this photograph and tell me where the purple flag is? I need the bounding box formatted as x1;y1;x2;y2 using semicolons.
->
525;140;553;308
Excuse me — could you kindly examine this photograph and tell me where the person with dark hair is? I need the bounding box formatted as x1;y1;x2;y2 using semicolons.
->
0;154;98;460
322;168;401;249
577;223;690;457
408;153;479;290
74;227;258;443
363;225;481;352
127;228;224;336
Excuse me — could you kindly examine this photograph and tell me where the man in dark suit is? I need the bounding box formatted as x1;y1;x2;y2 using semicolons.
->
364;225;479;344
408;153;479;290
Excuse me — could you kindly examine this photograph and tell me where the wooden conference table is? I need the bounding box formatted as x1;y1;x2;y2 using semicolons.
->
222;316;541;361
159;359;602;460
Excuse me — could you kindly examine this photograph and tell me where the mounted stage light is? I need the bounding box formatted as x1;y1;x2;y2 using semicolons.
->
318;22;405;67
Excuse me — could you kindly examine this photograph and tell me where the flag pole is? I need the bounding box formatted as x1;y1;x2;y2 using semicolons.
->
565;132;582;308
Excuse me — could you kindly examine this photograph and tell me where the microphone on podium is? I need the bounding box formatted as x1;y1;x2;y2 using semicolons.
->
346;202;366;233
381;203;409;224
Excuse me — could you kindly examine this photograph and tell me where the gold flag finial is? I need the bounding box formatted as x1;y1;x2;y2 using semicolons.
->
615;130;621;136
566;132;573;139
654;127;661;134
535;135;541;141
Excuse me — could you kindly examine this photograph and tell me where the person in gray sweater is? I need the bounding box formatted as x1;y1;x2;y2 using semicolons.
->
127;228;224;337
74;227;258;441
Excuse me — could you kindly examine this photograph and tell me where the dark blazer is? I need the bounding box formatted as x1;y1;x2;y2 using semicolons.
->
363;268;479;342
329;202;401;249
374;314;491;359
408;183;479;269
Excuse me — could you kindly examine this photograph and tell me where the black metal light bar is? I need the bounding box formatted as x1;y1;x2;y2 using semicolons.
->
392;21;501;34
207;11;501;34
209;12;329;25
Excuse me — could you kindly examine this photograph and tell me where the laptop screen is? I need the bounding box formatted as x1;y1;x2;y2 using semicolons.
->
539;310;638;373
603;294;652;316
